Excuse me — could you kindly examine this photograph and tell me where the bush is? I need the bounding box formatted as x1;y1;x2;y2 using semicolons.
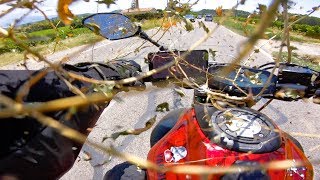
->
272;21;284;29
70;17;85;29
127;12;164;21
305;26;320;39
0;39;24;54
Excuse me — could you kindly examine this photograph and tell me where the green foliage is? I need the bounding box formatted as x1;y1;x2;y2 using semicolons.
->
156;102;169;112
206;8;320;40
214;17;255;37
232;15;320;40
127;12;164;21
297;16;320;26
197;9;250;18
234;10;251;18
0;26;91;55
17;18;63;33
305;26;320;38
234;17;260;24
27;27;90;45
140;18;164;30
197;9;216;16
272;21;284;29
16;16;86;33
277;15;320;26
273;52;320;71
0;38;24;54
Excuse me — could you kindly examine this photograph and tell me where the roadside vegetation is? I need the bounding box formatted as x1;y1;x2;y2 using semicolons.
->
0;27;103;66
214;16;320;44
205;9;320;71
272;52;320;71
3;7;319;67
0;12;166;67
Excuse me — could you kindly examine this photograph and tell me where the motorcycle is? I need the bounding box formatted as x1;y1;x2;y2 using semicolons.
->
82;13;320;179
82;13;320;180
83;13;320;179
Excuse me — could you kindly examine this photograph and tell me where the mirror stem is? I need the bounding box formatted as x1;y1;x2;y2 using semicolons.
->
137;27;167;51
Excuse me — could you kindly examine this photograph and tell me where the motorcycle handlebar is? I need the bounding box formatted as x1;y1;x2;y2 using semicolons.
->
190;62;320;105
143;50;319;104
274;64;320;104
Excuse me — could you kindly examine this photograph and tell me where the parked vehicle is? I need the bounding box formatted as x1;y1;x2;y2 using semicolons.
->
185;14;195;22
81;13;318;180
205;14;213;22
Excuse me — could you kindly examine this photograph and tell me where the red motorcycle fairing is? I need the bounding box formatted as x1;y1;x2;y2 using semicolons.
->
147;107;313;179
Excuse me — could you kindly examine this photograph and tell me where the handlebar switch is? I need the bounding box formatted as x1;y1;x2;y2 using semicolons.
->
276;64;320;100
278;64;314;86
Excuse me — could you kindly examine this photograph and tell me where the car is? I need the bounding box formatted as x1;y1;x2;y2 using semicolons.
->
197;15;202;19
185;14;195;22
204;14;213;22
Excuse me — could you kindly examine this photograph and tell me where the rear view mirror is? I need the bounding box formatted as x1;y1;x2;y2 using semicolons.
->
82;13;139;40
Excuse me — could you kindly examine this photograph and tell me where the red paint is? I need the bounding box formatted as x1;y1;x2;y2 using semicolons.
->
147;108;313;179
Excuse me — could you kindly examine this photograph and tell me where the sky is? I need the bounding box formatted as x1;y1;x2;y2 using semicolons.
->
0;0;319;27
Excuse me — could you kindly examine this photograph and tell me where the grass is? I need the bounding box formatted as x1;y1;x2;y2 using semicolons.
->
140;17;179;30
214;17;320;44
140;18;165;30
0;52;24;67
215;16;320;71
272;52;320;71
0;31;104;67
31;33;104;54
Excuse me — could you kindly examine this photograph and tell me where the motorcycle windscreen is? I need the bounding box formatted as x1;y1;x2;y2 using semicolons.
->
147;50;208;83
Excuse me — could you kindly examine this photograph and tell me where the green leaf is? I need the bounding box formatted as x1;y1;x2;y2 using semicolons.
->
275;88;305;100
156;102;170;112
102;116;157;141
198;21;209;33
209;49;217;58
181;16;194;32
244;70;262;85
184;20;194;31
93;84;115;96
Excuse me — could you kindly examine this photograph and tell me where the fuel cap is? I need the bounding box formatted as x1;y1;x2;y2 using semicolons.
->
210;108;281;153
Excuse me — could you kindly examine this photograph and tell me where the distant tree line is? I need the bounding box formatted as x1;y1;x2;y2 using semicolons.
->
16;15;87;33
126;11;164;21
234;16;320;39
